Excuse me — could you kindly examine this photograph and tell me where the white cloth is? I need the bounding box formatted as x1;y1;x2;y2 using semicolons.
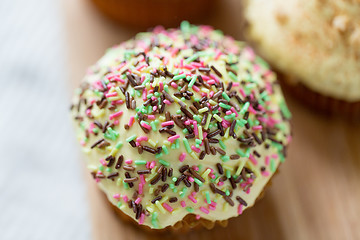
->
0;0;90;239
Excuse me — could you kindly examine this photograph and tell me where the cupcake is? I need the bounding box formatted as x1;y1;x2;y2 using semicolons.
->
71;22;292;231
242;0;360;118
90;0;215;28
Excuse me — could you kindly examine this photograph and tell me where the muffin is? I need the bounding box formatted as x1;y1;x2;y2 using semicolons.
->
242;0;360;117
90;0;215;28
71;22;292;231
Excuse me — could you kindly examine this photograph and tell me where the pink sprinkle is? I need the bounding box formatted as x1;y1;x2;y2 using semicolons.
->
191;62;202;68
164;99;171;105
95;178;100;183
188;195;197;203
140;175;145;184
233;82;240;87
125;159;133;164
138;213;145;225
191;146;201;153
179;152;186;162
193;121;198;136
202;75;210;80
99;159;106;166
239;88;246;97
153;106;157;111
209;173;216;179
122;195;128;202
249;154;258;165
142;89;147;101
135;197;141;205
201;92;207;97
217;181;224;186
146;161;150;168
161;121;174;127
215;49;222;60
210;201;217;207
230;107;239;117
209;74;220;83
200;207;209;214
192;85;200;92
105;92;117;98
180;201;186;207
168;135;180;142
226;110;232;115
192;165;199;171
150;161;156;169
136;64;146;71
128;116;135;127
159;81;164;91
109;111;123;120
248;105;257;114
209;205;216;211
252;125;263;131
196;215;201;220
262;171;270;177
141;122;151;130
80;140;86;146
113;194;120;199
85;109;91;116
188;176;194;182
238;204;243;215
207;80;216;85
265;156;270;165
138;183;143;194
209;91;214;98
136;136;148;142
162;203;173;213
171;82;178;88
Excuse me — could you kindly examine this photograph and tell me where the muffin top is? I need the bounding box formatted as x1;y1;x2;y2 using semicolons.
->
243;0;360;101
71;22;291;229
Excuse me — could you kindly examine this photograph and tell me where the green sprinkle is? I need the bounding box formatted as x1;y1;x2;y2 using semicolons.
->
226;170;231;179
162;145;169;155
228;71;238;82
224;113;236;120
175;138;180;149
182;128;189;134
169;183;175;189
179;187;188;198
222;92;230;101
93;128;99;133
220;155;230;162
219;102;231;110
98;165;104;171
155;153;163;159
185;53;199;64
115;141;123;149
135;160;147;165
159;159;170;166
225;189;230;196
186;207;194;213
205;191;211;204
173;74;186;80
123;182;129;190
183;138;192;153
106;167;111;172
195;139;202;145
117;202;122;208
219;140;226;150
188;75;197;88
172;177;177;182
194;178;203;186
150;121;157;131
270;158;276;172
240;102;250;114
126;135;137;142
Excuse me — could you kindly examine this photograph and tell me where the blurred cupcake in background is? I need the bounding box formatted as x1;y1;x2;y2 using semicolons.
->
90;0;216;28
242;0;360;118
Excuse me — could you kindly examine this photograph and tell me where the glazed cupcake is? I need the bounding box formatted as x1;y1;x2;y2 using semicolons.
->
242;0;360;117
90;0;215;28
71;22;292;231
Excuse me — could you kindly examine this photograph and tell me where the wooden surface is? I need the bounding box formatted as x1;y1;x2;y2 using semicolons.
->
62;0;360;239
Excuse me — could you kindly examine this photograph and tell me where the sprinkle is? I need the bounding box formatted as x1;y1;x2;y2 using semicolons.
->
161;121;174;127
200;207;209;214
155;200;166;214
188;195;197;203
180;201;186;207
109;111;123;120
162;203;173;213
135;160;147;165
179;152;186;162
240;102;250;114
173;74;186;80
183;138;192;153
168;134;180;142
126;135;137;142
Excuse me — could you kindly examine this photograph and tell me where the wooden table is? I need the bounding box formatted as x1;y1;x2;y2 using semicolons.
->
62;0;360;239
